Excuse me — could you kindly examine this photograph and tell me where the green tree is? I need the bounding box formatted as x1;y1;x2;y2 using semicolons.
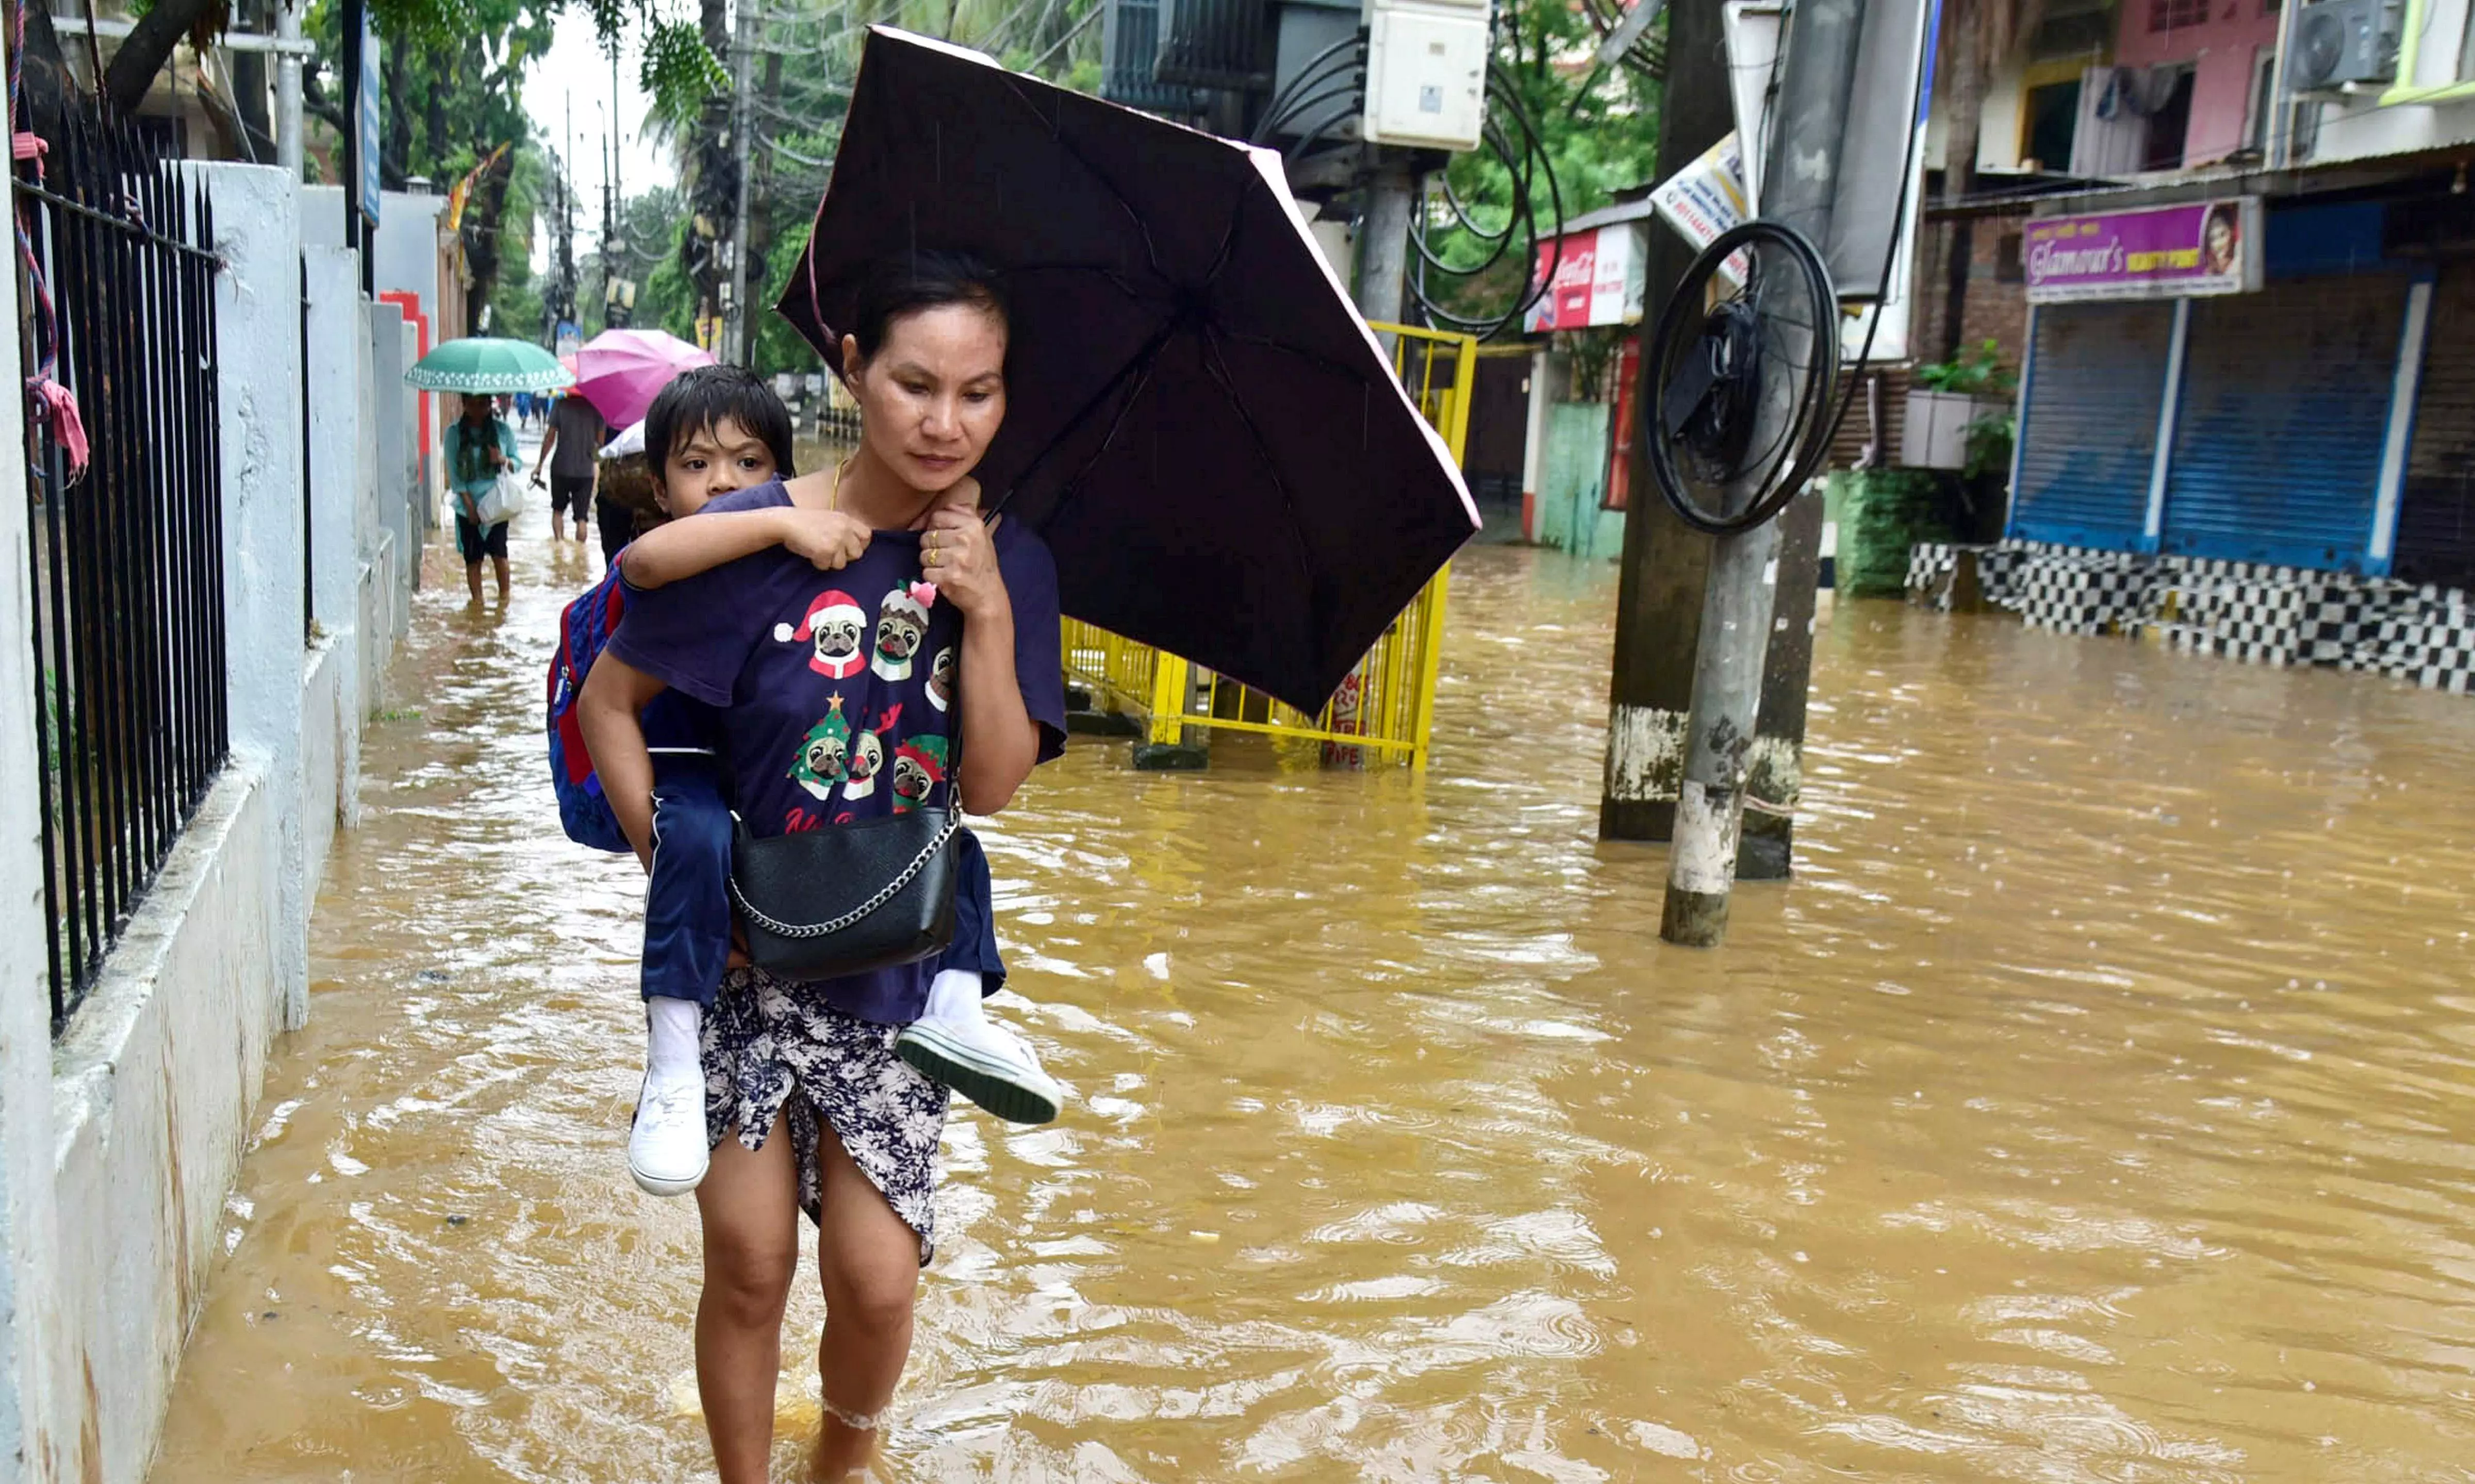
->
580;184;696;337
680;0;1104;366
287;0;560;332
97;0;723;125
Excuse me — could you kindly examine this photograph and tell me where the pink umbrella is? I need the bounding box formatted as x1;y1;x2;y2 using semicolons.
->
571;329;715;428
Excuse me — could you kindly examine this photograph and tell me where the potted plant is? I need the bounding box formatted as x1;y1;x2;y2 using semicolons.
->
1902;340;2017;471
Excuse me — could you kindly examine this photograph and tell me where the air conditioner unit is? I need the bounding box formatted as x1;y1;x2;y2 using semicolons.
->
2290;0;2403;91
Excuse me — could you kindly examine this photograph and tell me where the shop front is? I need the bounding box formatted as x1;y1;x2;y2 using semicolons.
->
2009;196;2430;575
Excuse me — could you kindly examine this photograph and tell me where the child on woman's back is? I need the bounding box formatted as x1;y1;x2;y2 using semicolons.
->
551;366;1059;1198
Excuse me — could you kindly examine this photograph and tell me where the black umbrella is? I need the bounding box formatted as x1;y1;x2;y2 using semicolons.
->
780;28;1479;715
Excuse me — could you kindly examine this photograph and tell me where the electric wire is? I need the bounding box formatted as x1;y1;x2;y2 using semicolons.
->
1253;36;1365;144
1402;60;1565;339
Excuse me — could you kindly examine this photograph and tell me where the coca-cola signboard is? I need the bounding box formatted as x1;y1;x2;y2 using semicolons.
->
2025;198;2264;305
1525;224;1647;333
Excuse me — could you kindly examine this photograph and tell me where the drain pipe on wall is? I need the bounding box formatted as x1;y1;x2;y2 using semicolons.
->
2267;0;2299;170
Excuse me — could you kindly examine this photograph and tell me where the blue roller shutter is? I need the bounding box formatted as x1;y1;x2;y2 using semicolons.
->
2160;272;2407;570
2009;301;2175;550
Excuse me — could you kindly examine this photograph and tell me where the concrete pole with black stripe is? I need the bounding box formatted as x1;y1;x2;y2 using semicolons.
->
1600;0;1729;843
1661;0;1863;945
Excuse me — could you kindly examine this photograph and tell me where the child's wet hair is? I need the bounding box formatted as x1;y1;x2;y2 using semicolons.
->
643;365;798;481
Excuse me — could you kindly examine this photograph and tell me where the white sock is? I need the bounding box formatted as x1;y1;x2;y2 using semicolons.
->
923;969;984;1025
647;997;703;1080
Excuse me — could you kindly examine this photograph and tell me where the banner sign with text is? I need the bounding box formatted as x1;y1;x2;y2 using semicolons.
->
2025;198;2263;304
1525;224;1647;334
358;10;382;225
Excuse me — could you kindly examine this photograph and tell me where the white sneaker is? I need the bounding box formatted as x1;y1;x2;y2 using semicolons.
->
628;1065;710;1196
896;1014;1063;1125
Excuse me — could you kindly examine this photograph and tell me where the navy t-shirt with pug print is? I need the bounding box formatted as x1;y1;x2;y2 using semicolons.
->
605;480;1067;1024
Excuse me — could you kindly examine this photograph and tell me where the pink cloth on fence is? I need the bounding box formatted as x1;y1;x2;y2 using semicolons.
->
28;377;88;477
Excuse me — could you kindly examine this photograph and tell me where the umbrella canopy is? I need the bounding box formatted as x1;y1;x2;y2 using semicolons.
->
405;337;573;393
779;28;1478;714
573;328;715;429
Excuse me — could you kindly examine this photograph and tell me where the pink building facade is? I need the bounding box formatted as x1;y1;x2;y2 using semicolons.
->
2112;0;2282;168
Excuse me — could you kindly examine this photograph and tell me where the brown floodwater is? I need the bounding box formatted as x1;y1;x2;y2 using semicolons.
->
151;497;2475;1482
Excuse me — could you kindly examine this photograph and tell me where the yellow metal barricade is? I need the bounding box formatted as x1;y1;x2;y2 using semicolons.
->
1059;322;1474;769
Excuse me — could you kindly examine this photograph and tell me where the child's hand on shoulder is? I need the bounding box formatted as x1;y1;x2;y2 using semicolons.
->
777;508;871;572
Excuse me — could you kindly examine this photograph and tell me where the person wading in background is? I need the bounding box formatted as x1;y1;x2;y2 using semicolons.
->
532;388;607;549
446;393;519;605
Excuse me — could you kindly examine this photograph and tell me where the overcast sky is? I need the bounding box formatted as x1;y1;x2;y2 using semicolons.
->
523;10;670;273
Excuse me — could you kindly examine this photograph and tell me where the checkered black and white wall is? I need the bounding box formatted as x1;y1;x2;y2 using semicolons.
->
1904;542;2475;696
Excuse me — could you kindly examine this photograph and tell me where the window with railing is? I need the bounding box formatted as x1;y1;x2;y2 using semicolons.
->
15;111;229;1032
2150;0;2210;29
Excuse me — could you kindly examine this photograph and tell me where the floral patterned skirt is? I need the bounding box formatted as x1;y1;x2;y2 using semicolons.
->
702;966;950;1264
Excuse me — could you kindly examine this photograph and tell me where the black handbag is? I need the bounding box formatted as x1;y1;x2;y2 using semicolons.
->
728;804;960;981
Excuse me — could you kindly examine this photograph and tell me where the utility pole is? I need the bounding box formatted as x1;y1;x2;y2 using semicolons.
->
611;47;624;219
274;0;303;174
1658;0;1862;946
557;93;578;326
723;0;757;364
1601;0;1730;844
1354;152;1415;338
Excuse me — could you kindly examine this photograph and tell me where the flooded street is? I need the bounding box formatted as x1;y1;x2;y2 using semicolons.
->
150;497;2475;1482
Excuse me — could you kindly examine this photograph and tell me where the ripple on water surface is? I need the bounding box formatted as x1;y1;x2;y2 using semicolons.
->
150;509;2475;1481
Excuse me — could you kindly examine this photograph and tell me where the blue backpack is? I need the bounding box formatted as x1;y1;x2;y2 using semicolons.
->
546;573;636;854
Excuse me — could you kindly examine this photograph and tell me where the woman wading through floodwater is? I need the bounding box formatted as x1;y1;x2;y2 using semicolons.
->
579;253;1065;1480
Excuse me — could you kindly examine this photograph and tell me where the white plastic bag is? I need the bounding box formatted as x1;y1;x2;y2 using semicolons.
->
473;469;525;526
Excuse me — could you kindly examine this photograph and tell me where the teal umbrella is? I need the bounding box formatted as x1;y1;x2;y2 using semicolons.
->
404;337;574;393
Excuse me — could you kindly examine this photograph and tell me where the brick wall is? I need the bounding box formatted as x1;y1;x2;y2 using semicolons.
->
1822;203;2034;474
1912;203;2033;372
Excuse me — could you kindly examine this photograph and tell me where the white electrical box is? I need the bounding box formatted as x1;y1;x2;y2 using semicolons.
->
1362;0;1491;153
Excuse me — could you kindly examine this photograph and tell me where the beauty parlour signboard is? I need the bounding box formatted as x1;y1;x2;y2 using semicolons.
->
2024;198;2264;305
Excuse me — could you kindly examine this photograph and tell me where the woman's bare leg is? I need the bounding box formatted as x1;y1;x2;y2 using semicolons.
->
696;1127;801;1484
808;1123;925;1481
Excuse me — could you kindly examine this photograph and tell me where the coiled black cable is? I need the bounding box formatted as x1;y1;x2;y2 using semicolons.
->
1400;62;1565;340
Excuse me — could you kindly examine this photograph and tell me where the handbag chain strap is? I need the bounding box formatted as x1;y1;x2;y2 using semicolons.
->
728;804;963;940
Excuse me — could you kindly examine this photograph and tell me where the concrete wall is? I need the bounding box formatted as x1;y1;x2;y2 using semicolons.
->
369;303;425;607
0;27;51;1469
27;164;306;1484
202;164;310;1032
300;184;451;333
2113;5;2277;169
304;184;451;516
361;301;411;717
2314;94;2475;163
305;245;372;858
46;770;278;1484
1;163;410;1484
1913;204;2035;369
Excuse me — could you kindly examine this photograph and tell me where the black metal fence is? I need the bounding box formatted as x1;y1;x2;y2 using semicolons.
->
15;112;228;1032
